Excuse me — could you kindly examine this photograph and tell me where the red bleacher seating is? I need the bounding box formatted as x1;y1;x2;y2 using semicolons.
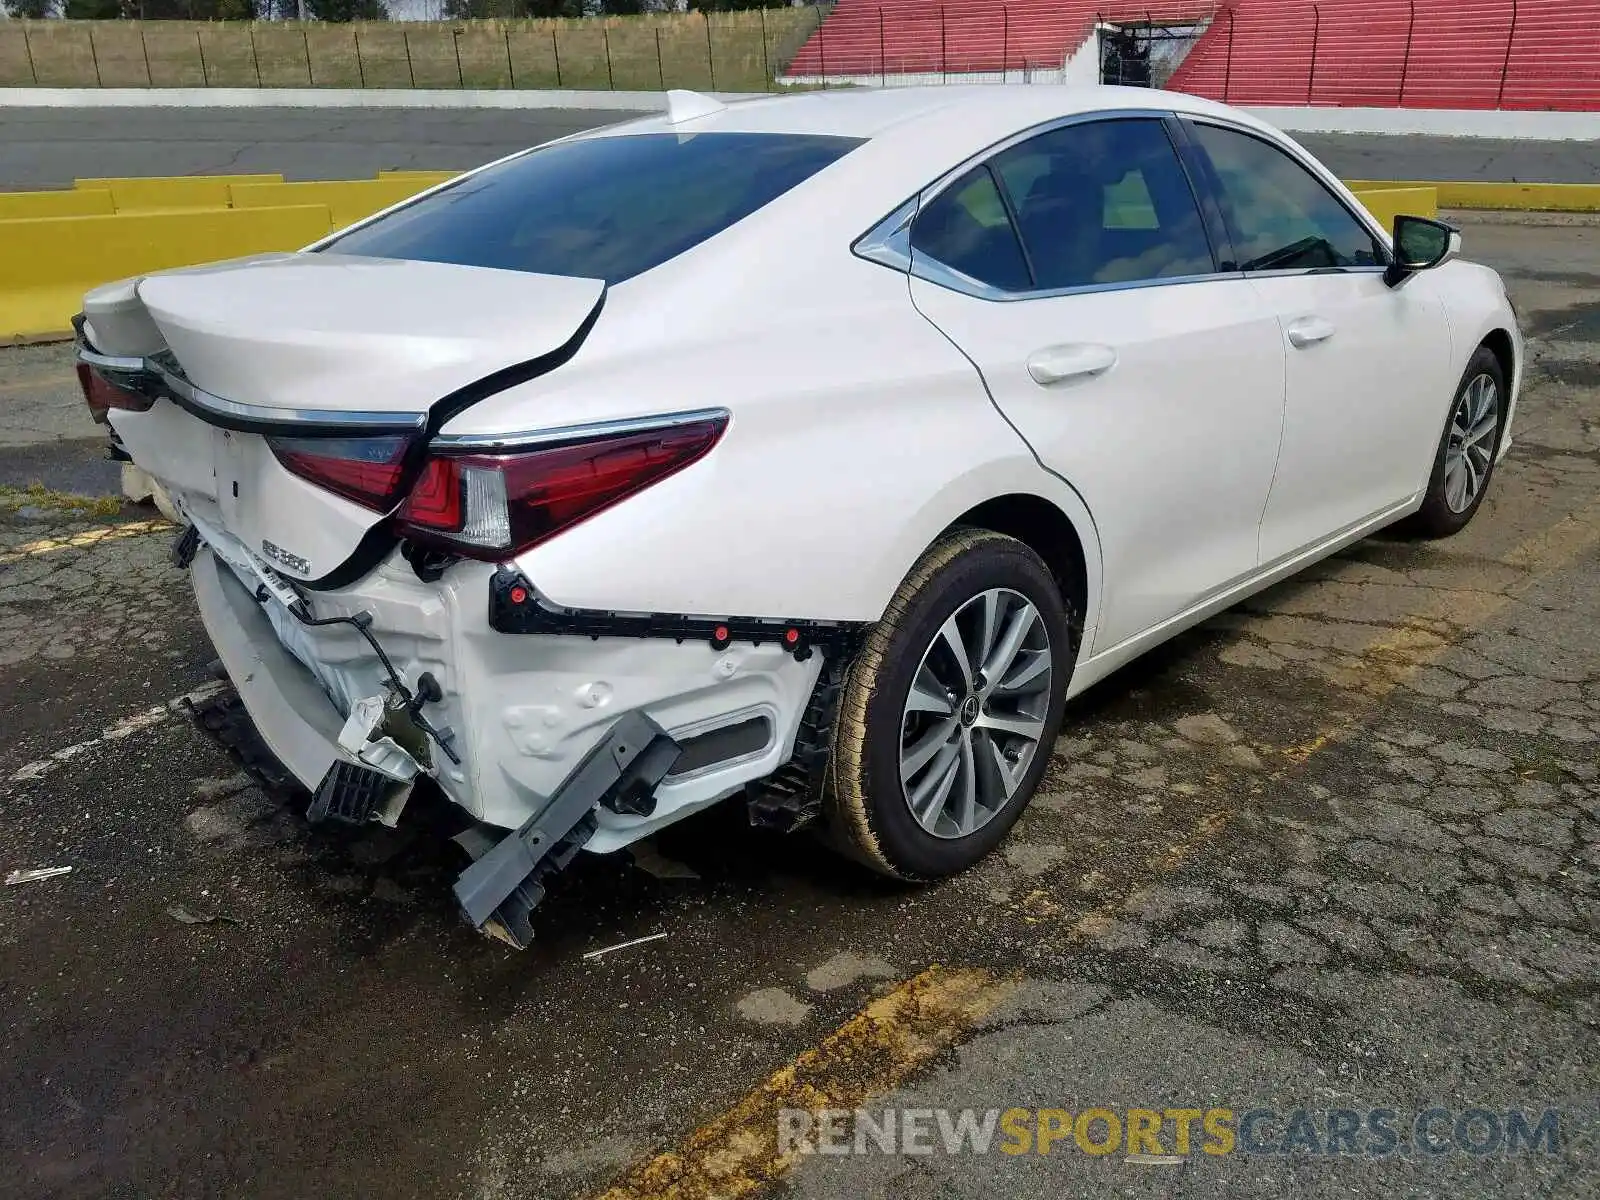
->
1169;0;1600;110
787;0;1600;111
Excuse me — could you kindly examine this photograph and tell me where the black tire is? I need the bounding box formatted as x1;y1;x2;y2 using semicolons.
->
1401;346;1507;539
824;528;1072;881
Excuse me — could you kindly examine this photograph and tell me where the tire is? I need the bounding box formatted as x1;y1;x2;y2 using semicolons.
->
824;528;1072;881
1401;346;1507;539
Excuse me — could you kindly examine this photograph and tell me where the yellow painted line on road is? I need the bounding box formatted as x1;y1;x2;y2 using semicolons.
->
596;495;1600;1200
595;966;1014;1200
0;519;168;565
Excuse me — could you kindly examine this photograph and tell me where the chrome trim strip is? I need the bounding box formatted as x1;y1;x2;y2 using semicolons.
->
853;105;1396;302
156;367;427;432
76;347;147;374
923;265;1247;304
430;406;732;453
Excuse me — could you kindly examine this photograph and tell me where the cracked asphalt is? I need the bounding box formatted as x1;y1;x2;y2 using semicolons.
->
0;214;1597;1200
0;106;1595;188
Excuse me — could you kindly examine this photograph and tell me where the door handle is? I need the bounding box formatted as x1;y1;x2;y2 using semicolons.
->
1026;343;1117;386
1286;316;1336;349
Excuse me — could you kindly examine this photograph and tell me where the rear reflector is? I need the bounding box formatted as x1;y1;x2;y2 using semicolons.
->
396;416;727;559
76;363;155;423
268;435;413;513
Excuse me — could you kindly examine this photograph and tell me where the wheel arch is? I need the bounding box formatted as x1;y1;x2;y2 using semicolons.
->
938;491;1094;654
1480;326;1516;390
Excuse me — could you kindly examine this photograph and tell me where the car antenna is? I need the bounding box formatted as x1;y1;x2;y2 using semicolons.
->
665;89;726;125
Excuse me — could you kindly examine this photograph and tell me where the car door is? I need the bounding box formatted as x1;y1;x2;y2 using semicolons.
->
1181;119;1458;566
903;115;1287;653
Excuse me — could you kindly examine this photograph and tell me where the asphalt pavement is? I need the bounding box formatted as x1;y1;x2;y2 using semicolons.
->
1;105;1597;188
0;216;1597;1199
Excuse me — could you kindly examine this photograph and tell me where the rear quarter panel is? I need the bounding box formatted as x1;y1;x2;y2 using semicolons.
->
448;258;1105;632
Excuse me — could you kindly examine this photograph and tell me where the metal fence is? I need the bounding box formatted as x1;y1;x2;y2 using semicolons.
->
0;12;827;92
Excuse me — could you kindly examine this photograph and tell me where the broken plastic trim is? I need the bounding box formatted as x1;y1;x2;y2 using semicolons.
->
488;567;865;661
453;710;681;949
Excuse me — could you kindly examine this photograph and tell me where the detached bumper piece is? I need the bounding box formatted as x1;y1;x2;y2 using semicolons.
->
453;711;682;950
307;760;397;825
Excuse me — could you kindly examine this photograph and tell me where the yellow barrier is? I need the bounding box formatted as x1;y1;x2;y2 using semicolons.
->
376;169;462;185
0;204;333;342
1346;180;1600;213
0;189;115;220
229;178;433;231
1350;185;1439;230
75;174;286;212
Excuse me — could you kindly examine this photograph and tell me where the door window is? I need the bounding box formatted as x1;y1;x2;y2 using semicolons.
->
989;118;1216;290
1186;122;1385;272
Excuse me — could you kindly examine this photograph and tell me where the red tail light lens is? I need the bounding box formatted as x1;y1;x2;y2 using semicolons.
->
268;435;413;512
76;363;155;423
396;416;727;559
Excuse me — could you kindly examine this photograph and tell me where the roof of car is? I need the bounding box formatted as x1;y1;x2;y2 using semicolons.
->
589;84;1264;144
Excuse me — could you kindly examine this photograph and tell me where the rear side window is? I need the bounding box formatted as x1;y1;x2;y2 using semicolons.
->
990;118;1216;290
909;166;1032;292
325;132;863;284
1186;122;1384;271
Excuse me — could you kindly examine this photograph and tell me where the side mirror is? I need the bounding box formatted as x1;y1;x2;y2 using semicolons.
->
1385;215;1461;287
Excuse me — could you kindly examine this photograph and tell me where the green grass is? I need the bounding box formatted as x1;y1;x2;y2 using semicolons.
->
0;12;827;92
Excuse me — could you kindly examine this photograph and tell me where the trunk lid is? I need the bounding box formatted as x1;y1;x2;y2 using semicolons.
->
83;253;604;585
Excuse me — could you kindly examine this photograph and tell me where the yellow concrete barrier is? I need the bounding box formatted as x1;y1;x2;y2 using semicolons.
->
376;169;461;185
75;174;286;212
1346;180;1600;213
0;204;333;343
229;178;435;231
1351;185;1439;230
0;189;115;220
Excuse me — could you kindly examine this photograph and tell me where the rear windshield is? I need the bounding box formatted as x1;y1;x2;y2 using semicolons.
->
324;131;864;284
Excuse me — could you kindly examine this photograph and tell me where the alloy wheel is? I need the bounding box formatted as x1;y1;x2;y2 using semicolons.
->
898;588;1053;839
1444;373;1499;514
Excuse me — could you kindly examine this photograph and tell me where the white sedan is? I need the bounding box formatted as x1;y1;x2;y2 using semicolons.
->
75;86;1520;946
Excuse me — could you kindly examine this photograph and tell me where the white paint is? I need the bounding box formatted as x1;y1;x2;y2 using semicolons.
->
6;681;228;786
95;84;1519;861
783;67;1065;87
1061;26;1101;89
6;83;1598;139
0;86;762;111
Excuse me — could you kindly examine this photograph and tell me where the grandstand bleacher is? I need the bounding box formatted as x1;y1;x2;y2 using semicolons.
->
784;0;1600;111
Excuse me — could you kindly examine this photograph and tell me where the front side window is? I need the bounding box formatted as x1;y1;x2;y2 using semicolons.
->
989;118;1216;290
1187;122;1384;272
325;132;863;285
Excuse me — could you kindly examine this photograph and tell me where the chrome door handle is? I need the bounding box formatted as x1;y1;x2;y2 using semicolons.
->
1286;316;1336;348
1026;343;1117;386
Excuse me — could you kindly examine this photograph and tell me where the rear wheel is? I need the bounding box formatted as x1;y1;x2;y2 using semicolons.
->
825;529;1072;880
1402;346;1506;538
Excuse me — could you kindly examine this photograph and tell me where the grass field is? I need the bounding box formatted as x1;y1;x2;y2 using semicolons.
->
0;11;827;92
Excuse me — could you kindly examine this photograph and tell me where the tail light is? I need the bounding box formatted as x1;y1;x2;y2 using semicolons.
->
395;416;727;559
76;362;155;423
268;435;413;512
